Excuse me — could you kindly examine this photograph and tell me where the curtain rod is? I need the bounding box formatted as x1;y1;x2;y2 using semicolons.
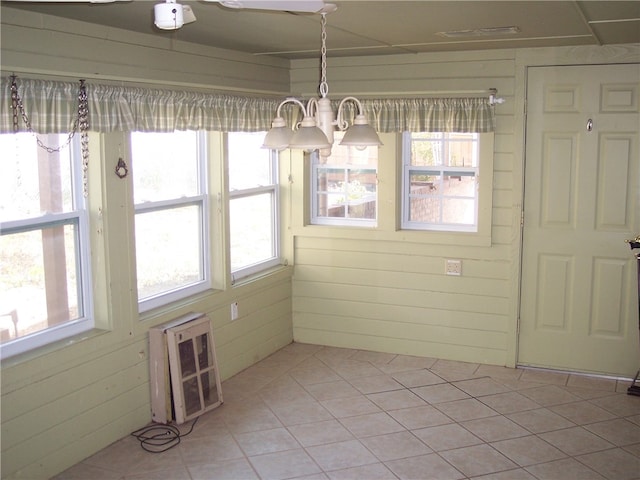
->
293;88;506;105
3;69;289;99
5;70;506;105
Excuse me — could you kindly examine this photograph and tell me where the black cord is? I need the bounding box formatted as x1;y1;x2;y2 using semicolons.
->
130;417;199;453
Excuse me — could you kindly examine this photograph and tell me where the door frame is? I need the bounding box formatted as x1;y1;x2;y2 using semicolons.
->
510;47;640;371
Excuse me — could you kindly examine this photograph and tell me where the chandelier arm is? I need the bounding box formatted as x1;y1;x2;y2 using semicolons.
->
306;97;320;119
276;97;309;118
336;96;365;130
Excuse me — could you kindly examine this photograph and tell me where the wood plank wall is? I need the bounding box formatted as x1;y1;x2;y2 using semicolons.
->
288;50;520;366
1;7;637;479
287;44;640;369
0;7;293;479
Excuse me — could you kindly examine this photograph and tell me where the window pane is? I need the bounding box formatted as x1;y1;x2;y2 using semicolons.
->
411;138;441;166
230;194;275;271
0;223;81;344
0;133;74;222
178;339;197;377
442;174;476;197
412;132;441;140
131;131;199;203
409;197;440;223
319;200;345;218
316;192;351;218
312;131;378;224
321;136;378;168
410;172;440;193
447;138;477;167
347;169;376;219
228;132;272;190
196;333;211;370
442;198;475;225
316;167;343;191
135;205;203;300
182;376;201;416
348;202;375;220
202;370;221;408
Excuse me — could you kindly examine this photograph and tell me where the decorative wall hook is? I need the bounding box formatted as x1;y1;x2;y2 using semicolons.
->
115;158;128;178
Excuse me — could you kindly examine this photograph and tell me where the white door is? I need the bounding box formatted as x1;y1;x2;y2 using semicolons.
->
519;64;640;377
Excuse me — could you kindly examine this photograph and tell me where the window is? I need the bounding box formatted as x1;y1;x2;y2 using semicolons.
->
0;133;92;358
311;131;378;226
227;132;280;280
131;131;210;312
402;131;486;232
228;132;280;281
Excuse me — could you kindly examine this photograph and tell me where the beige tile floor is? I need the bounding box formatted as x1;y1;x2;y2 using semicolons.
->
57;343;640;480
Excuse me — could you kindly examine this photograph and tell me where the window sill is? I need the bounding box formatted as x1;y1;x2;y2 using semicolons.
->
292;224;492;247
232;263;293;288
1;327;111;367
137;265;293;329
139;287;223;325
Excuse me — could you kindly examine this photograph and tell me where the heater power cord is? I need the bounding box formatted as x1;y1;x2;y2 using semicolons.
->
130;417;199;453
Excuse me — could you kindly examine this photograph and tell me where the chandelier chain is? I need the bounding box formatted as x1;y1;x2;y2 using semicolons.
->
78;80;90;196
10;75;91;196
319;13;328;98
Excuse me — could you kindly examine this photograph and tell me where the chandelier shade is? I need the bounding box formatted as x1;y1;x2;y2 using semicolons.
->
289;115;331;151
339;117;382;147
262;116;293;151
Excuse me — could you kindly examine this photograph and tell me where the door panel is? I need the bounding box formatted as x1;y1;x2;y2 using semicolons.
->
519;64;640;377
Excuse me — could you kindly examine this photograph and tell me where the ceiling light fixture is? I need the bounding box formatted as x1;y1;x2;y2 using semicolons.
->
263;8;382;156
154;0;196;30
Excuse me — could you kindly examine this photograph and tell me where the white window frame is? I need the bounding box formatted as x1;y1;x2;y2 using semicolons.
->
401;131;492;234
0;135;93;359
133;131;211;313
228;134;281;282
310;136;378;228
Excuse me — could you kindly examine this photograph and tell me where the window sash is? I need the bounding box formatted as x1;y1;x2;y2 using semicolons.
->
402;132;480;232
135;200;210;312
228;143;280;281
229;185;276;200
134;195;207;214
312;164;378;226
229;189;281;281
0;139;92;359
132;132;210;312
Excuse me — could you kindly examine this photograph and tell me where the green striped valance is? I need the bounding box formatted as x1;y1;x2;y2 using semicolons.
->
1;77;495;134
356;97;496;133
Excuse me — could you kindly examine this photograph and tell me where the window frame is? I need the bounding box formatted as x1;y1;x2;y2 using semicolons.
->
132;131;211;313
0;135;93;359
401;131;493;238
310;134;379;228
227;132;281;282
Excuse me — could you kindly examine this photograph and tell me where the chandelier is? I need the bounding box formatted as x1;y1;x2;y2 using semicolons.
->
263;9;382;156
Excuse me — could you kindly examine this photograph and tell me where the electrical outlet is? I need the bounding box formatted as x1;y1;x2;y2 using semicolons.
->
445;259;462;276
231;302;239;321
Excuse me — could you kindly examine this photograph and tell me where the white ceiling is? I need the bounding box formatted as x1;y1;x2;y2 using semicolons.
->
3;1;640;60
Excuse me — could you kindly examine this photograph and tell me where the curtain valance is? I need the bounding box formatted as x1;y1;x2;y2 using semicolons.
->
1;77;495;134
1;78;284;133
355;97;495;133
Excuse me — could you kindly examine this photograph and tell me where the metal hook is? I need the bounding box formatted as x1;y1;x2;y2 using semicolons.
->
586;118;593;132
